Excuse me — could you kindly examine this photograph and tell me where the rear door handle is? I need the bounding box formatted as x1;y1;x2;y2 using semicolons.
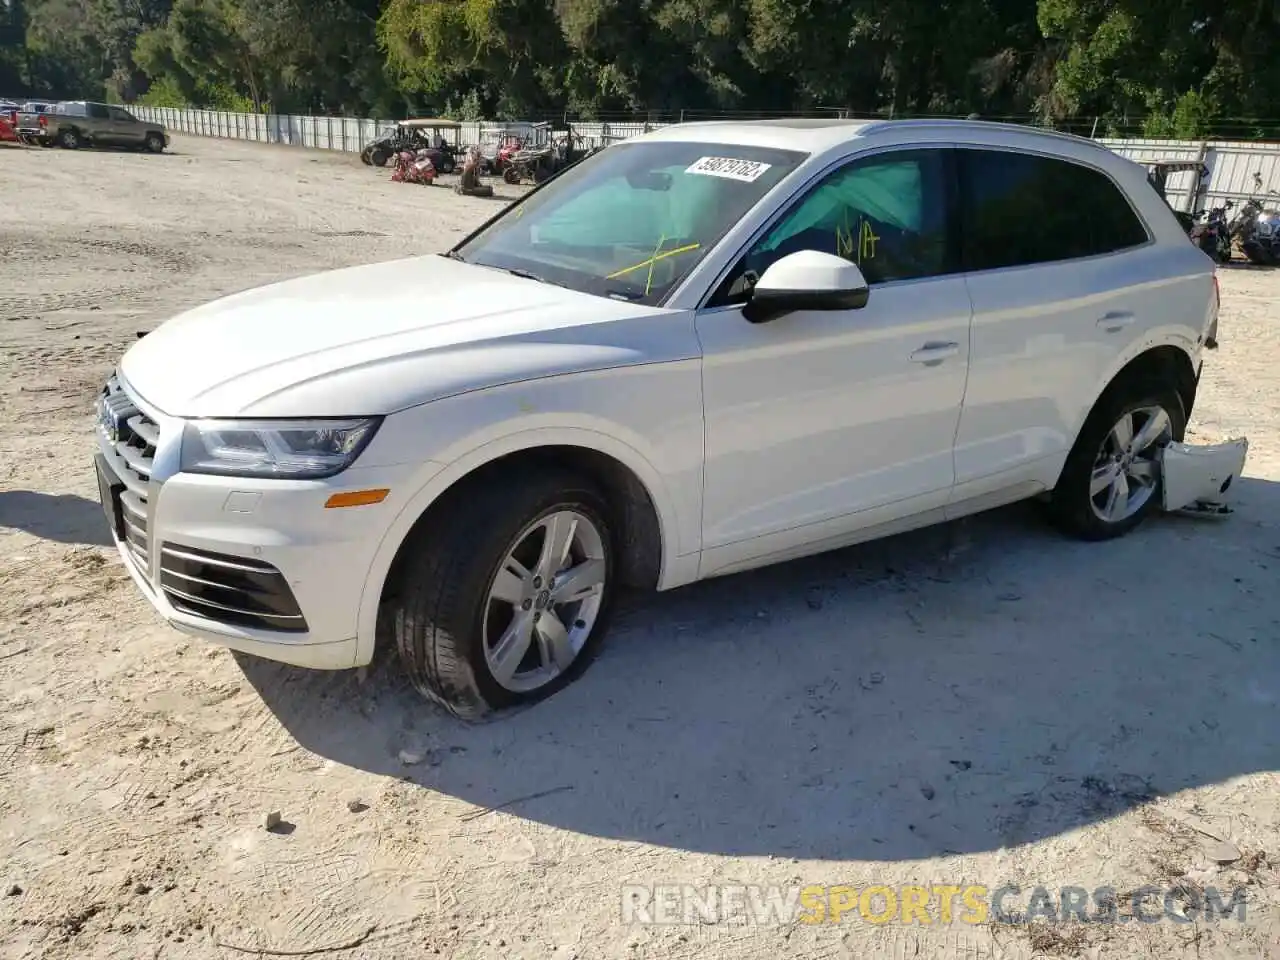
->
1097;311;1135;332
909;341;960;365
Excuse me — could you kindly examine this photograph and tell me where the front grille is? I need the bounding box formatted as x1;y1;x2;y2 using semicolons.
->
98;375;159;574
159;544;309;633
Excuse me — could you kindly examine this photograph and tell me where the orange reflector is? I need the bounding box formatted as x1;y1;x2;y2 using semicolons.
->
324;489;390;509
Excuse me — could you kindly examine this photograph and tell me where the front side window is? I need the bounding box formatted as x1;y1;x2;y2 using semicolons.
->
711;148;954;305
108;106;136;122
452;141;808;305
86;103;109;119
960;149;1149;272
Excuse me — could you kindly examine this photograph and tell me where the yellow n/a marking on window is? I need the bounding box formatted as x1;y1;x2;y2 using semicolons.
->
860;220;880;260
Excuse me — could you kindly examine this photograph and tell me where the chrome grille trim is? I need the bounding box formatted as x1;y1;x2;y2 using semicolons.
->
160;545;272;574
97;373;161;576
158;543;310;633
162;584;306;623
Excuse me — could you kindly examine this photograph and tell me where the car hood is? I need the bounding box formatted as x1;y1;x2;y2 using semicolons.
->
120;254;685;418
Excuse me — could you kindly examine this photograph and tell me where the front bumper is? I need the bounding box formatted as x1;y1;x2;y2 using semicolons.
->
93;375;412;670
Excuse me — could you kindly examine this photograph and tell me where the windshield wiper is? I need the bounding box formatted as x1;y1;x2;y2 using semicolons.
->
441;250;465;262
498;266;567;288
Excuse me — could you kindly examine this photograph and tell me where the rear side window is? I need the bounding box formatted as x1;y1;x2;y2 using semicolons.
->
960;149;1149;272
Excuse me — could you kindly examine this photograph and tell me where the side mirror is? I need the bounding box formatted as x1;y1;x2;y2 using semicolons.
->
742;250;870;324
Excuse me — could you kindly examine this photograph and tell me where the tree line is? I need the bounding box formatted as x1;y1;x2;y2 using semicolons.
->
2;0;1278;138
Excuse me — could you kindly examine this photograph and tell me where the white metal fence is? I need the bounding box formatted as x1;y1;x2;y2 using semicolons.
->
132;106;1280;215
1099;137;1280;212
131;106;657;153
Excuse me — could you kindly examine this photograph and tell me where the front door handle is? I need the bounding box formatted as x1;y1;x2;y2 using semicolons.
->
910;341;960;366
1097;311;1135;332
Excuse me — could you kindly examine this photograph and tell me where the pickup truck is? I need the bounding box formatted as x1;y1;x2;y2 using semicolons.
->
13;100;55;145
44;100;168;153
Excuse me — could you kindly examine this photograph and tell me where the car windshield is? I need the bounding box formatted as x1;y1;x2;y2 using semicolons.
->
452;140;808;304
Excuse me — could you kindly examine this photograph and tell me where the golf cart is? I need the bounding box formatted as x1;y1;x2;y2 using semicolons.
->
361;118;462;173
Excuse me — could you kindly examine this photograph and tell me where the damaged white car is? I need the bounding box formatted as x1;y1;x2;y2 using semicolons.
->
94;118;1247;718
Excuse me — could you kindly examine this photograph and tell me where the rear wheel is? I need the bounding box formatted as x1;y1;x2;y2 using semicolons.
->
390;469;616;719
1049;382;1185;540
57;127;80;149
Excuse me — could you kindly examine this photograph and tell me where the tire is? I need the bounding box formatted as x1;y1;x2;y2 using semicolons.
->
390;468;616;719
144;132;164;154
58;127;80;149
1048;379;1186;541
370;147;389;167
503;166;520;184
1242;241;1270;266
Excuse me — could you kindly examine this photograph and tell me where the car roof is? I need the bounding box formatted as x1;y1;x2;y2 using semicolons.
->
639;117;1118;164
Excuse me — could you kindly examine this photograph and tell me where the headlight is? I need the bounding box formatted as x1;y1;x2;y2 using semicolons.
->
180;418;381;479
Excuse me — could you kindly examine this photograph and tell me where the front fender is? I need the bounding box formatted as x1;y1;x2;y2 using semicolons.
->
352;363;704;666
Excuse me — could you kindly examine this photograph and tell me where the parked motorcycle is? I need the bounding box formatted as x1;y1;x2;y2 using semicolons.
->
1190;200;1234;263
390;149;437;186
1220;171;1279;265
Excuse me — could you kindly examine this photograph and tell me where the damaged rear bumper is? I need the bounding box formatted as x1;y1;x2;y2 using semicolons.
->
1161;438;1249;514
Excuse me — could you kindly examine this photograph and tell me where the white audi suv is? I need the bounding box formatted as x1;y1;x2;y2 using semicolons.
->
93;118;1240;717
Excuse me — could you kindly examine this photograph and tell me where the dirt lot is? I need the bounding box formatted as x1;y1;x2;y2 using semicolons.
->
1;134;1278;960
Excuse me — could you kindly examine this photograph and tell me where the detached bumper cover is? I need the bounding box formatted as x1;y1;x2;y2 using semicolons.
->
1161;438;1249;512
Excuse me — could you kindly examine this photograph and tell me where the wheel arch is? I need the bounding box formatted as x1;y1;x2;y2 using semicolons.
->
1058;340;1198;488
354;429;684;666
1076;340;1198;437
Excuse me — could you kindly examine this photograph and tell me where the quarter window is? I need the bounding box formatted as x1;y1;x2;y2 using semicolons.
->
712;149;954;305
960;149;1149;272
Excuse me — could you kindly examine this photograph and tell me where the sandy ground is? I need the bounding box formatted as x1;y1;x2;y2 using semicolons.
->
1;135;1278;960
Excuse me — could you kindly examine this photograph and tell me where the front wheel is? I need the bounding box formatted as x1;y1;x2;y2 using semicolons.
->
503;166;520;184
144;132;164;154
390;469;616;718
370;147;390;167
1048;383;1185;540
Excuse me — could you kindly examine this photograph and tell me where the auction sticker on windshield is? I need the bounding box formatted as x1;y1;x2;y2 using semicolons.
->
685;156;773;182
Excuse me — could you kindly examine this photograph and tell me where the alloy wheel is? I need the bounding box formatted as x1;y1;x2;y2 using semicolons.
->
482;510;607;693
1089;405;1172;523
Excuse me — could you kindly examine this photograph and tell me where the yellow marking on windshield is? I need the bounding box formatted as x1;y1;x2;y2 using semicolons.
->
644;234;666;297
606;242;702;281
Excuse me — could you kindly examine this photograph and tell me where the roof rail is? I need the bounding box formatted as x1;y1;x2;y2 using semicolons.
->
857;118;1110;151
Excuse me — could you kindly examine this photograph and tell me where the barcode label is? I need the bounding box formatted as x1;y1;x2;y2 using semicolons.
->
685;156;772;182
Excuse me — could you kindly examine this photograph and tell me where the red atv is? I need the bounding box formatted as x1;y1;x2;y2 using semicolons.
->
390;149;437;186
